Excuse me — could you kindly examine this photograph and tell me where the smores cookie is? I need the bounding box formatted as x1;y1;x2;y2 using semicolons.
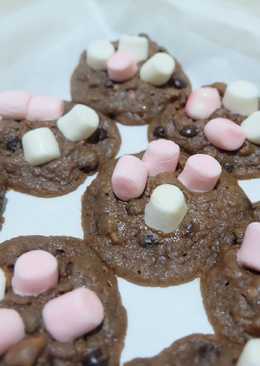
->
148;81;260;178
71;34;191;125
82;140;252;286
0;235;127;366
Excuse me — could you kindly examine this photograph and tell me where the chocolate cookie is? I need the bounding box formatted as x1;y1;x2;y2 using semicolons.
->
148;82;260;178
0;236;127;366
70;35;191;126
201;244;260;344
0;104;120;197
82;154;252;286
125;334;242;366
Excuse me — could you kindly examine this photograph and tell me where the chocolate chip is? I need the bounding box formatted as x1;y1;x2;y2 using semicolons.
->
142;234;160;248
223;162;234;173
171;78;187;89
6;137;21;152
153;126;167;139
180;126;198;138
104;80;114;88
88;128;108;144
78;150;99;173
5;335;47;366
82;349;108;366
197;343;220;359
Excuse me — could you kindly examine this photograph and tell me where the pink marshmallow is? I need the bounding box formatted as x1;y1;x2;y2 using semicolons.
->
185;87;221;120
178;154;222;193
43;287;104;343
0;309;25;355
0;91;31;120
112;155;148;201
12;250;58;297
204;117;246;151
237;223;260;271
142;139;180;176
107;52;138;82
26;96;64;121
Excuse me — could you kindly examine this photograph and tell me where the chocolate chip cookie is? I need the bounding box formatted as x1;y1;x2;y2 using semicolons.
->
201;244;260;344
0;236;127;366
82;154;252;286
125;334;242;366
0;103;120;197
71;35;191;125
148;82;260;178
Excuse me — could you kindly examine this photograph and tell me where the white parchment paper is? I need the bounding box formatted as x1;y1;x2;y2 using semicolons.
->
0;0;259;363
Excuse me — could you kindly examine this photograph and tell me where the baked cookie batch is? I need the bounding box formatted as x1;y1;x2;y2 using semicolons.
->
0;34;259;365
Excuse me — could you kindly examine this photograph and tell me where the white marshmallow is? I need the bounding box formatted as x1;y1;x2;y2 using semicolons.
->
22;128;61;166
140;53;175;86
238;178;260;206
144;184;187;233
241;111;260;145
237;339;260;366
223;80;259;116
57;105;99;142
0;268;6;301
118;35;148;62
87;40;115;70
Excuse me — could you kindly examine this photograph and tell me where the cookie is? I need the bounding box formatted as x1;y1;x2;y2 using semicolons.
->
125;334;242;366
201;241;260;344
148;82;260;178
70;34;191;126
0;102;120;197
82;151;252;286
0;236;127;366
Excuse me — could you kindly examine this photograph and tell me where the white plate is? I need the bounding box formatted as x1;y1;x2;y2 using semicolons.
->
0;0;259;363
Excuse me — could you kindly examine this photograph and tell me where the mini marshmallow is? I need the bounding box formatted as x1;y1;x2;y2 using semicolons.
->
118;35;148;62
223;80;259;116
145;184;187;233
185;87;221;120
57;105;99;142
142;139;180;176
87;40;115;70
237;223;260;272
26;96;64;122
12;250;58;297
22;127;61;166
178;154;222;193
204;118;246;151
241;111;260;145
112;155;148;201
238;178;260;206
0;309;25;355
140;53;175;86
0;268;6;301
237;339;260;366
0;91;31;120
107;52;138;82
43;287;104;343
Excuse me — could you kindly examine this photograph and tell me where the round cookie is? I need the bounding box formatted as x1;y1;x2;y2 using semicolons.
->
82;153;253;286
0;103;121;197
201;244;260;344
125;334;241;366
148;82;260;179
0;236;127;366
70;34;191;126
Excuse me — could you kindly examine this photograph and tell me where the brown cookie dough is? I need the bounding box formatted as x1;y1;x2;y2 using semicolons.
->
201;244;260;344
0;236;127;366
148;82;260;179
0;176;6;230
70;35;191;126
125;334;242;366
0;104;121;197
82;153;253;286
